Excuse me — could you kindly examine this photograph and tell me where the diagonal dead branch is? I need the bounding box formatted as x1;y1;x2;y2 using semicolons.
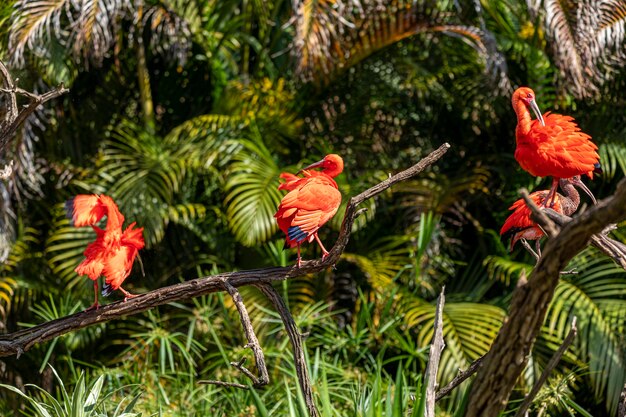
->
435;355;485;402
425;287;445;417
222;280;269;387
465;177;626;417
257;283;319;417
542;208;626;269
513;317;578;417
0;143;451;358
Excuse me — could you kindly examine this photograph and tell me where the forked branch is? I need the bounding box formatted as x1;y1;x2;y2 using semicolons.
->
0;59;69;160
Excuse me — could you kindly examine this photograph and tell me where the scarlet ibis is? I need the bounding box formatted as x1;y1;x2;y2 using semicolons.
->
511;87;601;207
66;194;145;310
500;176;595;258
274;154;343;267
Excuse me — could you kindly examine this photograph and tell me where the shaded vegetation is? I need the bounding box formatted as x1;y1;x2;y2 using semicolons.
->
1;0;625;415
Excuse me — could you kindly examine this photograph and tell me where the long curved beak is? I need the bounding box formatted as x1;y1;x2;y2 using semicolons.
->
571;176;597;204
297;159;324;174
529;99;545;126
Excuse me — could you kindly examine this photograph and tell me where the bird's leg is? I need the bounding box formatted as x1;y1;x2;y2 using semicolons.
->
296;245;302;268
543;178;559;208
535;239;542;258
520;238;540;262
313;234;330;259
85;281;99;311
118;286;138;302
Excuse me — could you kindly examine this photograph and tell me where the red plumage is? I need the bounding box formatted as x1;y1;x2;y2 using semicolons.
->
274;154;343;267
67;194;144;310
500;177;592;255
512;87;600;206
500;191;561;252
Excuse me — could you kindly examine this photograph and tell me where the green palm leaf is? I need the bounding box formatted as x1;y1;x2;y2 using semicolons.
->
224;136;283;246
536;0;626;97
400;295;505;403
343;235;414;289
545;251;626;414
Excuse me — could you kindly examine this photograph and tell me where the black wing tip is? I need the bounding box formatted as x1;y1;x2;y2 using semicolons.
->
65;198;75;220
594;162;603;174
101;282;114;297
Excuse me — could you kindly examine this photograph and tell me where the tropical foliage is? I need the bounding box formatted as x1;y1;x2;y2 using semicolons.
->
1;0;625;415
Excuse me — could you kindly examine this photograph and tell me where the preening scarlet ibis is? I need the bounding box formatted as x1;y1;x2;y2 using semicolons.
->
511;87;601;207
500;176;595;258
274;154;343;267
66;194;145;310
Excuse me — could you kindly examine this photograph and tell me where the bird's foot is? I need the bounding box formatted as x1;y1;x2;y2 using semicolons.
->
296;257;302;268
85;301;99;311
321;250;330;261
119;287;138;302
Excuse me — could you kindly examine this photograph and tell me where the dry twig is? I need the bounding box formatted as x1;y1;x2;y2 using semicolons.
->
425;288;445;417
435;355;485;402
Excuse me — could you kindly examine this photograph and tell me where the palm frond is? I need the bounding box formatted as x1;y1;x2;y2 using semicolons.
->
483;255;533;285
598;142;626;181
399;294;505;404
0;227;41;325
540;0;626;97
292;0;509;90
8;0;70;67
223;136;283;246
546;252;626;414
10;0;130;67
343;235;414;289
69;0;127;65
144;0;197;66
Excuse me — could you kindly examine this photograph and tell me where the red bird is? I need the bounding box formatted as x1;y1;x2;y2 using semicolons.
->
66;194;145;310
500;176;595;258
512;87;601;207
274;154;343;267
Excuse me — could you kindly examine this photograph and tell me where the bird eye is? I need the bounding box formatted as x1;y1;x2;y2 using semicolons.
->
526;93;532;98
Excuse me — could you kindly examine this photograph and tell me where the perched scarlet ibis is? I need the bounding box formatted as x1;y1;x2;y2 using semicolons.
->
274;154;343;267
511;87;601;206
66;194;145;310
500;176;595;257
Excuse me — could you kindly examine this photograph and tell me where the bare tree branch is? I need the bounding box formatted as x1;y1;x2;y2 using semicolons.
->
257;283;319;417
0;59;69;158
542;208;626;269
221;280;269;387
435;355;485;402
425;288;445;417
465;177;626;417
0;142;451;358
513;317;578;417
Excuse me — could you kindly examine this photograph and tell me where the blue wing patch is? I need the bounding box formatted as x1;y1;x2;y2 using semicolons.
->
101;282;114;297
65;198;75;225
288;226;309;243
